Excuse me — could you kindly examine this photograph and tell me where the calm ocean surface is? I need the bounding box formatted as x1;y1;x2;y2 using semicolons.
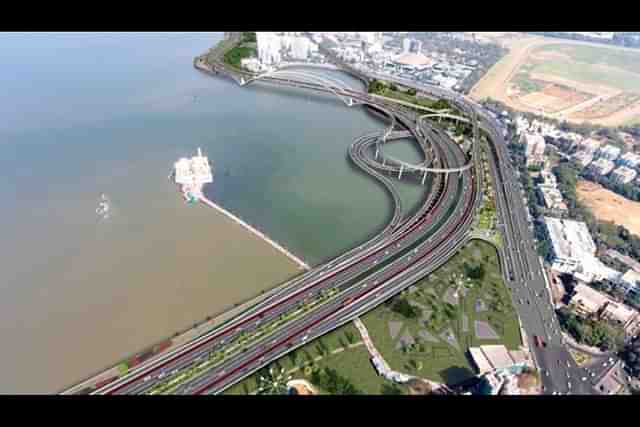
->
0;32;425;393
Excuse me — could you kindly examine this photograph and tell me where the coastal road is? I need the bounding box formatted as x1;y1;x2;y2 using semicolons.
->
87;75;478;395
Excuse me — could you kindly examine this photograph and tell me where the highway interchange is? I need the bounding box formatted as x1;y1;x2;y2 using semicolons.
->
74;54;615;395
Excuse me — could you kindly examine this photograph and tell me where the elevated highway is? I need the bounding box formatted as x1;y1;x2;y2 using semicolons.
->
204;57;592;394
78;61;480;395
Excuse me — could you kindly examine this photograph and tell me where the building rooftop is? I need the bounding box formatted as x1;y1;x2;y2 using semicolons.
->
572;283;611;313
544;217;596;262
607;250;640;273
469;345;525;374
393;52;433;67
602;300;638;325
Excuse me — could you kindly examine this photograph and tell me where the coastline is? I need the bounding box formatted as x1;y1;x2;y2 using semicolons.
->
62;36;311;393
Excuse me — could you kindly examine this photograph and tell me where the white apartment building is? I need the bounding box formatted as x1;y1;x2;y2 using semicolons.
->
257;32;282;66
572;151;594;168
596;144;622;161
402;38;412;53
588;158;615;176
618;152;640;169
544;217;597;275
610;166;638;184
291;37;310;60
520;132;546;167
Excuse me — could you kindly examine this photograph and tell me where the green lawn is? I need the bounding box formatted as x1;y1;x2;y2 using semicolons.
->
223;345;395;395
362;240;521;385
529;43;640;93
224;240;521;394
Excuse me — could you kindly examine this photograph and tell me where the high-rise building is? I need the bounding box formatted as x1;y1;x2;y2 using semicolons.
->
409;39;422;53
520;133;546;167
257;32;281;66
402;38;412;53
291;37;310;60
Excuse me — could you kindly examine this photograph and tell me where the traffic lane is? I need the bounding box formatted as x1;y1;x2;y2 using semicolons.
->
108;180;444;396
206;218;475;395
121;80;470;394
104;121;420;394
199;167;475;394
149;176;468;396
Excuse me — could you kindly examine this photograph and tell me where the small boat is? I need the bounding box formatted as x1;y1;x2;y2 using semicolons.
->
96;194;110;217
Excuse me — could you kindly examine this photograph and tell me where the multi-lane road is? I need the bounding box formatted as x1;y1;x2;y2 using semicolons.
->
79;65;481;395
71;54;611;395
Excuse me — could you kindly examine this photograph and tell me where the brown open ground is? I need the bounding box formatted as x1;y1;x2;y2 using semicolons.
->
470;34;640;126
577;180;640;235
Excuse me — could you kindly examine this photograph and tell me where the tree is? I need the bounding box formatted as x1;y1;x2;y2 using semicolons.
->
381;383;404;395
256;366;292;395
465;263;485;280
390;298;420;319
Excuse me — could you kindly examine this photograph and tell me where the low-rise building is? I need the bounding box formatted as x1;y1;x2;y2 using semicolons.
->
572;151;594;168
594;361;626;395
610;166;638;184
240;57;262;73
596;144;622;161
620;269;640;298
587;158;615;176
573;137;602;155
468;345;529;375
571;283;609;316
601;301;640;336
570;283;640;336
539;187;568;214
618;152;640;169
606;249;640;274
544;217;597;275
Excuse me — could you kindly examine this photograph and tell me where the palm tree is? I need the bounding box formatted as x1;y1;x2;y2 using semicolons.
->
256;366;293;395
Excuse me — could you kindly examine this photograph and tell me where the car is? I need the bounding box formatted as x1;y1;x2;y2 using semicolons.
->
567;382;572;389
609;357;615;362
603;362;608;367
590;372;596;377
582;377;587;382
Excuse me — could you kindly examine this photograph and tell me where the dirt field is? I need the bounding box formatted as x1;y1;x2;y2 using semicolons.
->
470;34;640;126
577;180;640;235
